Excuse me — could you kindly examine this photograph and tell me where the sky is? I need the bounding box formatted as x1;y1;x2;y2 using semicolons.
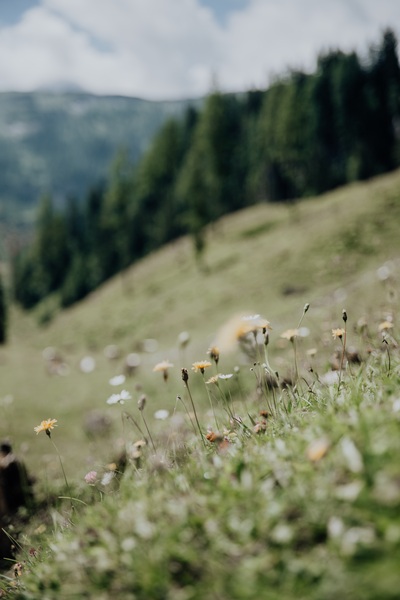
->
0;0;399;100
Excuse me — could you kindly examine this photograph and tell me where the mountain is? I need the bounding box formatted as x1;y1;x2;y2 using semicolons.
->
0;91;200;226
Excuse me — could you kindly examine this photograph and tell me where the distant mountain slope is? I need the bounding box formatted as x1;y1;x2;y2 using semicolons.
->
0;91;199;225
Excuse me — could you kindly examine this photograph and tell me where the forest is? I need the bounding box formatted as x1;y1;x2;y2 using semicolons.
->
11;29;400;312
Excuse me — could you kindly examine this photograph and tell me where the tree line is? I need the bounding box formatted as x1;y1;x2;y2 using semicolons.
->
11;29;400;313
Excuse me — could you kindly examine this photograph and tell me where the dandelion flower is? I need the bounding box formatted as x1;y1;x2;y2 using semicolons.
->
332;328;345;340
281;329;299;342
34;418;58;437
192;360;212;374
153;360;174;381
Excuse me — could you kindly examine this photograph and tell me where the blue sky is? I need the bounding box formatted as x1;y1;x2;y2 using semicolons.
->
0;0;399;100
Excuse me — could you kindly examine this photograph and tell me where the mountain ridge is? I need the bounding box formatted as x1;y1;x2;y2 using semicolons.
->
0;90;201;226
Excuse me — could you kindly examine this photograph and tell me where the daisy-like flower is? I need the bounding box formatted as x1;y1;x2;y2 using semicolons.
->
192;360;212;374
332;328;345;340
153;360;174;382
106;390;132;405
206;375;220;385
378;320;394;332
34;418;57;437
154;409;169;420
218;373;233;380
109;374;126;386
281;329;299;342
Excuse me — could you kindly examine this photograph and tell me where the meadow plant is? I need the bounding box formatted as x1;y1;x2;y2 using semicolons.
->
2;300;400;600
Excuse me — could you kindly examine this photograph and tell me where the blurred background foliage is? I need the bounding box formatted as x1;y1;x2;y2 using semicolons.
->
7;29;400;311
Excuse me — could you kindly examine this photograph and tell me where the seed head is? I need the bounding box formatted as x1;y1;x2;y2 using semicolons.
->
137;394;146;411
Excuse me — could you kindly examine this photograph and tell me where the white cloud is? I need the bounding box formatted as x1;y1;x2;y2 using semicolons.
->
0;0;399;99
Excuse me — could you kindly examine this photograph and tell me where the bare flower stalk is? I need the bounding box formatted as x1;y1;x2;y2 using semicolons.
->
138;395;156;452
338;309;348;390
182;368;206;447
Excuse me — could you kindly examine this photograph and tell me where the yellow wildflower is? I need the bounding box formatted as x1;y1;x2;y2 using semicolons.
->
332;328;345;340
34;418;58;437
192;360;212;374
378;321;394;332
153;360;174;381
281;329;299;342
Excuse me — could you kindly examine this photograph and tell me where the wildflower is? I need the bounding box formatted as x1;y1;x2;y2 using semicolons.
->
34;418;58;437
84;470;98;485
181;368;189;382
206;431;223;443
106;390;132;405
192;360;212;374
307;438;330;462
101;471;115;486
218;373;233;380
212;314;271;354
137;394;146;411
109;374;126;386
134;440;147;449
253;422;267;434
281;329;299;342
80;356;96;373
207;346;220;365
206;375;220;385
153;360;174;381
13;562;24;578
378;320;394;332
332;328;345;340
178;331;190;347
241;314;272;334
154;409;169;420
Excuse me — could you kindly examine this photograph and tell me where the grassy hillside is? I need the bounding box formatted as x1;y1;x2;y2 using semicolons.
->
1;167;399;472
0;170;399;598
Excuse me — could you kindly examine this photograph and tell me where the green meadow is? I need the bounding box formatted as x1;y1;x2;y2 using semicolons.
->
1;169;400;598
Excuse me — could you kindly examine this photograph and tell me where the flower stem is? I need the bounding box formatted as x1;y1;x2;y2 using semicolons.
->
184;380;206;448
